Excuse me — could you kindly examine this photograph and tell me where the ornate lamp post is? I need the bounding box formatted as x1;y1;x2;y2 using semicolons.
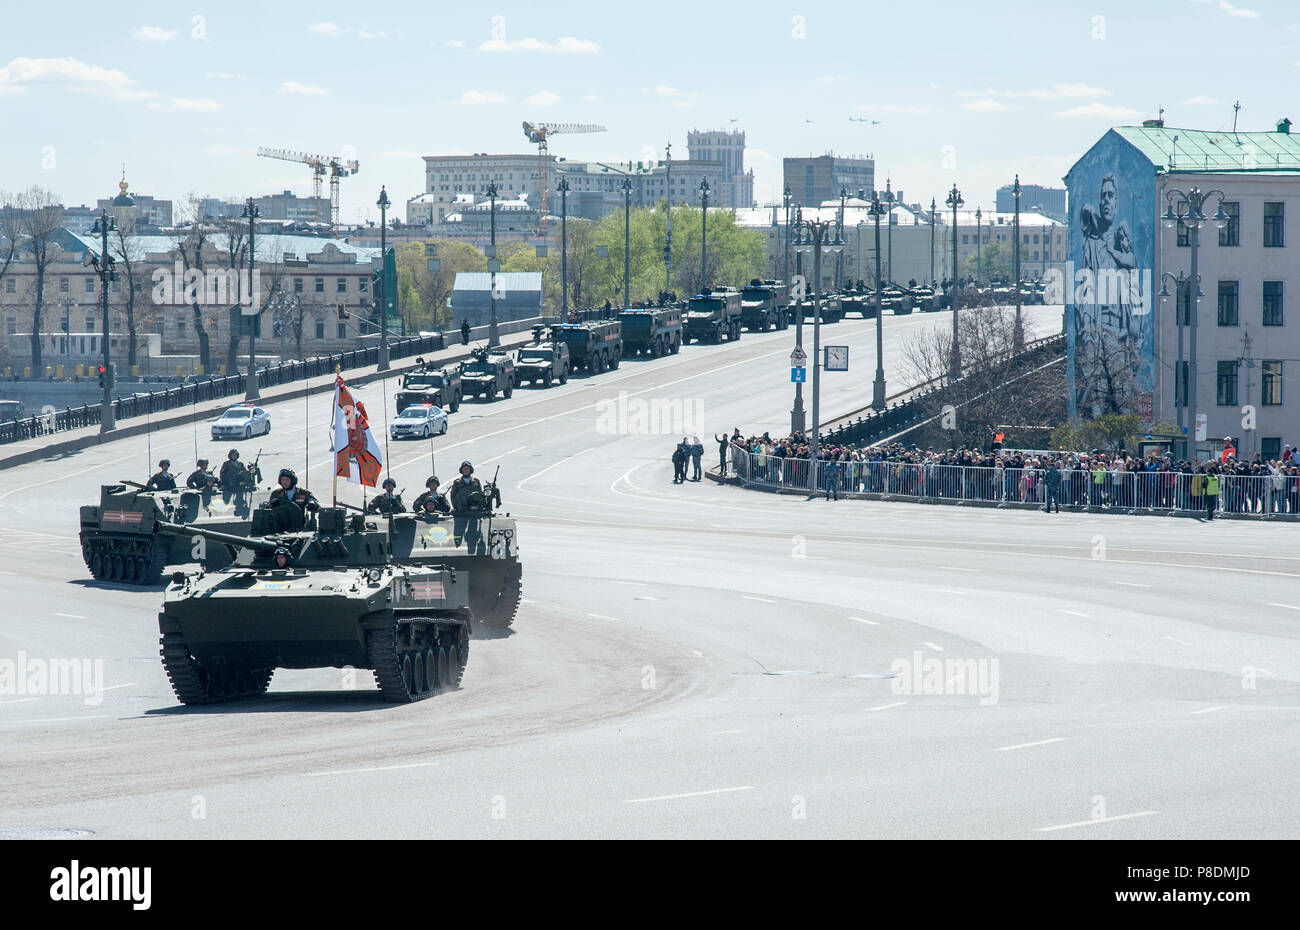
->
782;183;792;285
975;206;983;284
929;196;937;286
792;214;843;494
697;178;710;292
621;176;633;308
557;176;570;315
1162;186;1229;461
868;194;888;410
837;185;848;289
375;186;393;367
1012;175;1023;349
946;183;964;380
664;142;673;295
484;181;499;348
240;198;261;396
89;209;122;432
790;206;806;435
1158;269;1202;444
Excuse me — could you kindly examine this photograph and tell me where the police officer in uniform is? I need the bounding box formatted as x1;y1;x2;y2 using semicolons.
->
366;478;406;515
146;459;176;491
412;476;451;516
268;468;319;528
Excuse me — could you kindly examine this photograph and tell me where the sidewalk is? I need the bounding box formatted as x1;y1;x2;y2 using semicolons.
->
0;328;540;471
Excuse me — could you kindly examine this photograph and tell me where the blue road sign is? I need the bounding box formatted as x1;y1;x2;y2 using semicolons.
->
791;367;806;383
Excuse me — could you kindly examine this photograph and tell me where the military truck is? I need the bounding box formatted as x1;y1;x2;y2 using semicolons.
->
396;359;463;413
619;306;682;357
460;347;516;401
512;327;571;387
740;279;790;332
683;287;742;344
79;481;265;584
550;320;623;373
156;504;471;705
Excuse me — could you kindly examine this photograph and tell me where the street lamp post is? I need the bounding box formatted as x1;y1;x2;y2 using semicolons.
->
868;194;888;410
240;198;261;397
621;177;633;308
885;179;894;285
975;207;982;284
664;142;673;295
790;206;806;436
375;186;393;367
89;211;120;431
946;183;964;380
929;196;937;286
791;215;843;495
837;185;848;289
484;182;499;348
1162;186;1229;461
697;179;710;292
1012;175;1024;349
782;184;792;285
1158;270;1199;445
557;176;570;316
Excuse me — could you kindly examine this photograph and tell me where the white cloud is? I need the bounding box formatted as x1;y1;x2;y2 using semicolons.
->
308;22;346;37
445;39;466;48
964;98;1016;112
854;103;929;114
149;97;222;112
132;26;177;42
1182;95;1219;106
279;81;327;95
582;94;602;102
1055;102;1143;120
654;85;697;107
478;36;598;53
458;89;508;105
526;90;559;107
1190;0;1261;17
358;25;389;40
206;72;247;80
958;83;1110;102
0;56;145;99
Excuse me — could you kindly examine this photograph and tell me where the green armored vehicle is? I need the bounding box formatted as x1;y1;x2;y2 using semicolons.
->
79;482;262;584
619;306;682;356
512;326;571;387
460;347;516;401
156;503;471;705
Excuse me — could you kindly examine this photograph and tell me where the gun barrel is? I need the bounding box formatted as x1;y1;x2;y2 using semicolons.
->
156;521;280;553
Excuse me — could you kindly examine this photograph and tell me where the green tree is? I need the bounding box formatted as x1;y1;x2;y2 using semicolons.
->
393;239;485;331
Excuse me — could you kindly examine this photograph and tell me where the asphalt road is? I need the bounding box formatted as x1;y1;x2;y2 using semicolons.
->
3;303;1297;839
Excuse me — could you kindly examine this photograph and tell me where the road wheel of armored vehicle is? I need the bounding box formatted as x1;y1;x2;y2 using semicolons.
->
609;352;620;370
90;550;104;579
485;385;496;402
559;366;569;385
159;630;274;705
478;561;522;630
368;617;467;703
670;335;681;353
450;396;461;413
504;381;513;399
542;371;553;388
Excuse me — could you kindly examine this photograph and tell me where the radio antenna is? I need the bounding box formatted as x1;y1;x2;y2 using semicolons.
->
304;374;310;486
146;406;152;480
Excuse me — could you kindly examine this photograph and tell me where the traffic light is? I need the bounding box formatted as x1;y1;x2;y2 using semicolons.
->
96;365;106;389
337;302;349;321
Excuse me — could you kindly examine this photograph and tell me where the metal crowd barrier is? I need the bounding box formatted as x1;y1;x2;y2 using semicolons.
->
729;450;1300;517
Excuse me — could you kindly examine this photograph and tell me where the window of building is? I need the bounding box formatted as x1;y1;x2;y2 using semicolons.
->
4;279;14;293
1175;360;1188;407
1216;361;1238;406
1176;222;1190;248
1032;250;1039;261
177;317;187;335
294;278;304;294
84;315;94;331
337;321;347;339
1264;202;1284;247
1218;201;1240;246
1263;281;1284;326
5;316;15;335
1262;360;1283;405
59;278;69;293
83;278;95;294
336;277;347;293
314;317;325;340
962;234;969;244
1262;437;1282;461
314;277;325;293
1217;281;1239;326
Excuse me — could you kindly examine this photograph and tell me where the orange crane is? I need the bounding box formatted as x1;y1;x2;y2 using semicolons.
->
255;147;360;235
522;121;606;233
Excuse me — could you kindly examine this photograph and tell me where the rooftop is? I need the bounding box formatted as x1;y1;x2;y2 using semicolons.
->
1115;123;1300;173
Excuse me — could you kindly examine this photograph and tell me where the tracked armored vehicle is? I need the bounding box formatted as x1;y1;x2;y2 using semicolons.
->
156;503;471;705
79;482;262;584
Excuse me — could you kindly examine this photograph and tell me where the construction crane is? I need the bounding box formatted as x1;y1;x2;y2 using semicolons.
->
255;147;360;235
522;121;606;233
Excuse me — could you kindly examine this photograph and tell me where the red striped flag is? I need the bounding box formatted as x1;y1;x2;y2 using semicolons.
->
330;375;384;487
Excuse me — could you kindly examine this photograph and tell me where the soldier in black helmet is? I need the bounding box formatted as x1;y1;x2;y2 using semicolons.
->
186;459;215;491
450;460;484;513
268;467;319;514
272;546;292;570
366;477;406;515
412;476;451;516
145;459;176;491
218;449;252;517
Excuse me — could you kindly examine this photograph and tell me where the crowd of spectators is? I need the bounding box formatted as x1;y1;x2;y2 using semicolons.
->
723;428;1300;516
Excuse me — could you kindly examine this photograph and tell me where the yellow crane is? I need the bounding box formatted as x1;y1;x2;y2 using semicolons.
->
522;121;606;233
255;147;360;235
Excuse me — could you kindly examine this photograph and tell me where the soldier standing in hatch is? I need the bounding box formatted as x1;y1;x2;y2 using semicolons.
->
146;459;176;491
413;476;451;515
219;449;251;516
450;461;486;553
366;477;406;515
186;458;217;508
268;468;319;527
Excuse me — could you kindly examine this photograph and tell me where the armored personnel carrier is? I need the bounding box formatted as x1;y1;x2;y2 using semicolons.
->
460;347;516;401
551;320;622;373
683;287;742;344
79;482;262;584
396;359;463;413
740;279;790;332
156;503;472;705
512;326;571;387
619;306;682;357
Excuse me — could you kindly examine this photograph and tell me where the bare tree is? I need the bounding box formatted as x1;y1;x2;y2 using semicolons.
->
17;187;63;372
107;210;146;368
210;217;252;373
176;196;214;371
0;194;22;295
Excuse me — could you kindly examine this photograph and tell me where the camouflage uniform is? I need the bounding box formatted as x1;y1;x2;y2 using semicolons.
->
366;493;406;516
412;490;451;515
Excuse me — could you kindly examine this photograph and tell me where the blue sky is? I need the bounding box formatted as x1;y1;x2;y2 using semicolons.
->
2;0;1297;222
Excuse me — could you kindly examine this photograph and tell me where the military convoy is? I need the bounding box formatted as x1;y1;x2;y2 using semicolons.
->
739;279;791;332
460;347;517;401
551;320;623;373
512;327;571;387
684;287;743;343
618;306;682;357
396;360;463;413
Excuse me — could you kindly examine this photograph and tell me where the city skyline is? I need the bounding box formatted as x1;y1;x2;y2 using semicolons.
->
2;1;1298;222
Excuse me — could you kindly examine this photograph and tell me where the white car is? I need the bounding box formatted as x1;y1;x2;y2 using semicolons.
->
390;404;448;440
211;405;271;440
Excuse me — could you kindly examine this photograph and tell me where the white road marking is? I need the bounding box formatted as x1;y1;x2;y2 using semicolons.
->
1060;609;1090;618
938;566;978;573
517;446;597;488
308;761;440;777
611;580;648;587
54;613;87;619
521;598;537;604
586;613;617;621
0;570;16;576
1108;581;1150;588
626;786;754;804
996;737;1067;752
691;650;705;657
1035;811;1159;832
1189;706;1227;715
0;698;38;705
1160;636;1192;646
849;616;879;626
100;683;137;692
922;641;944;652
1268;602;1300;611
711;729;744;735
741;595;776;603
865;701;907;712
12;715;107;724
641;560;676;566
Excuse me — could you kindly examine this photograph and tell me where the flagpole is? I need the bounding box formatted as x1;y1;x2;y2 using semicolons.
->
332;366;339;507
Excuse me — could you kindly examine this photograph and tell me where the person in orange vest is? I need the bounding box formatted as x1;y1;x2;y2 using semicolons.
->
991;429;1004;452
1220;438;1236;464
